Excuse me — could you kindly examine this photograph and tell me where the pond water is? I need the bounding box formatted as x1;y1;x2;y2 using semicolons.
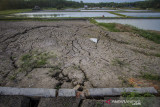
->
81;10;117;12
119;9;152;12
96;19;160;31
15;12;118;18
118;12;160;17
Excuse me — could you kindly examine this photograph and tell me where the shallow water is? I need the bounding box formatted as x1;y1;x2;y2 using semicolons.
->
118;12;160;17
96;19;160;31
81;10;117;12
120;9;151;12
15;12;118;18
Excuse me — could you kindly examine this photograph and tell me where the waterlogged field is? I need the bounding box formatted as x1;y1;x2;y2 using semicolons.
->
117;12;160;17
80;10;118;12
14;11;119;18
96;19;160;31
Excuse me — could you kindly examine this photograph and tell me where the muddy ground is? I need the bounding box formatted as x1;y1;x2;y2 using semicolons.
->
0;20;160;90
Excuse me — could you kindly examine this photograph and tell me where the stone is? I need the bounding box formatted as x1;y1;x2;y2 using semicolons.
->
59;73;63;78
87;88;113;97
0;87;56;97
0;87;21;95
58;89;76;97
20;88;56;97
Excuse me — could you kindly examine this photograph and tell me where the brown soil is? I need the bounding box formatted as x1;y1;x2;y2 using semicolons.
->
0;20;160;90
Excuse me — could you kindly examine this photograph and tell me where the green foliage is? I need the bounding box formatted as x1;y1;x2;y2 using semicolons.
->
108;12;127;17
0;9;31;16
91;19;160;44
49;65;61;72
89;18;98;24
0;0;159;11
48;65;62;77
9;75;16;80
122;91;155;97
112;58;127;67
0;0;83;10
131;27;160;44
121;91;155;107
19;52;50;73
98;23;120;32
140;72;160;81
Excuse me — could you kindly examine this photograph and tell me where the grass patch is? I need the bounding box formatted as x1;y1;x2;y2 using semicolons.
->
155;53;160;57
90;19;160;44
131;26;160;44
43;8;57;10
140;72;160;81
122;91;155;97
48;65;62;77
118;76;134;87
89;18;98;24
122;91;155;107
112;58;127;67
0;9;31;16
108;11;127;17
90;19;120;32
9;74;16;80
98;23;120;32
19;52;52;73
72;65;80;70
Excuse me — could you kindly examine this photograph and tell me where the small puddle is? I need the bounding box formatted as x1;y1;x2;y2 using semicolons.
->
90;38;98;43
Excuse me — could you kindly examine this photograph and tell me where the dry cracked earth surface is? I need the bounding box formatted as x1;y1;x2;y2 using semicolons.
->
0;20;160;90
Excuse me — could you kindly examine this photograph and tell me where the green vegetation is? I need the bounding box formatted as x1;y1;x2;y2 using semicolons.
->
122;91;155;97
73;65;80;70
132;27;160;44
9;74;16;80
48;65;62;77
155;53;160;57
90;19;120;32
49;65;61;73
140;72;160;81
122;91;155;107
99;23;121;32
0;0;159;11
90;19;160;44
108;12;127;18
118;76;134;87
0;9;31;16
19;52;52;73
112;58;127;67
0;0;84;10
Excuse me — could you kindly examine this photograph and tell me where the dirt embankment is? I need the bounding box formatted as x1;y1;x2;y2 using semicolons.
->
0;20;160;90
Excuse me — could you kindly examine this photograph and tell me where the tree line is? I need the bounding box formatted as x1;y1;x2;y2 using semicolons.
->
0;0;84;10
0;0;159;10
85;0;160;9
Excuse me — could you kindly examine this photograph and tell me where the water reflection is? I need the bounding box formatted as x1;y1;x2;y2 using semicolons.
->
118;12;160;17
81;10;117;12
96;19;160;31
15;12;119;18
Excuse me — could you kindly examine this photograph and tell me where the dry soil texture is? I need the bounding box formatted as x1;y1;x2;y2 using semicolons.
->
0;20;160;90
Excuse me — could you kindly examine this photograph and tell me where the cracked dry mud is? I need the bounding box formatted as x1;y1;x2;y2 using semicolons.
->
0;20;160;90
